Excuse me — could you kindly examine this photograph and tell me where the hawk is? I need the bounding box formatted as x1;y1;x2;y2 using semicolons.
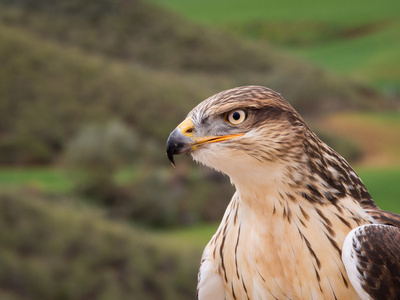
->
166;86;400;299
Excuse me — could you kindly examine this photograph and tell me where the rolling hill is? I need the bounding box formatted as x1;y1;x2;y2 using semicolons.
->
151;0;400;91
0;0;385;163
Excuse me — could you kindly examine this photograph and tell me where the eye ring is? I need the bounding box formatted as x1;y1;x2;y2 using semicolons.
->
226;109;248;125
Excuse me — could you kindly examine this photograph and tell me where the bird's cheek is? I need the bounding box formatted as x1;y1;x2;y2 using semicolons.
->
191;144;221;166
191;145;232;168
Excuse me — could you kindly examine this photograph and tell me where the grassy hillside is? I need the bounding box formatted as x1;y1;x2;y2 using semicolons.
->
0;24;209;163
293;23;400;90
151;0;400;90
0;0;386;164
0;189;202;300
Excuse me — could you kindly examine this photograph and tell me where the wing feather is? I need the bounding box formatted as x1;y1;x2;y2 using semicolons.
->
342;224;400;300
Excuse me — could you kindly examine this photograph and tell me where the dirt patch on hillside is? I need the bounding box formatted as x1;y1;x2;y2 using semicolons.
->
319;112;400;166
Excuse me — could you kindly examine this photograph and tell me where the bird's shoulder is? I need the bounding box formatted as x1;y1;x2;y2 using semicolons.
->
342;223;400;300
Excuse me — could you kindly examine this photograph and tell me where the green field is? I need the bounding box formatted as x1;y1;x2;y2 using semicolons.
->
0;167;71;192
150;0;400;24
357;166;400;213
1;165;399;214
151;0;400;89
0;167;138;193
292;24;400;88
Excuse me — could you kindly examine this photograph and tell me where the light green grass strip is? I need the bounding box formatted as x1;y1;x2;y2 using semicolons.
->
0;168;72;192
356;166;400;214
151;0;400;25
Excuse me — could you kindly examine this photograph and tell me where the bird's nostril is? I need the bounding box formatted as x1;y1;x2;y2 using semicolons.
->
177;118;195;137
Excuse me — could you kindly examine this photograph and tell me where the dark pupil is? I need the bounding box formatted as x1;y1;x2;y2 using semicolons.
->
232;112;241;120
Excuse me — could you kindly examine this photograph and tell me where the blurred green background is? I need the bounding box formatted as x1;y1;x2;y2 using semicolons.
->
0;0;399;299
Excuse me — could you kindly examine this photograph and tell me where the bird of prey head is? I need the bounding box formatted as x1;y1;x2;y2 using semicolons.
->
166;86;400;300
167;86;308;189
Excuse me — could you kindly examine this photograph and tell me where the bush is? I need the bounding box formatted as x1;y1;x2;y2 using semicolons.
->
85;163;233;228
63;120;139;199
127;165;233;227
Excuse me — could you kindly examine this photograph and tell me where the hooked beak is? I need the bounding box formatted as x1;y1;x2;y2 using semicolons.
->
166;119;195;166
166;118;243;166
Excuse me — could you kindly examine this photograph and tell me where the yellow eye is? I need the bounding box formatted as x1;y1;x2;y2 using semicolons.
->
226;109;248;125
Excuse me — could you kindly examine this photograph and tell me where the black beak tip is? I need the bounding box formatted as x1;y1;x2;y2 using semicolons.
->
167;149;176;167
166;127;194;167
166;136;178;167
